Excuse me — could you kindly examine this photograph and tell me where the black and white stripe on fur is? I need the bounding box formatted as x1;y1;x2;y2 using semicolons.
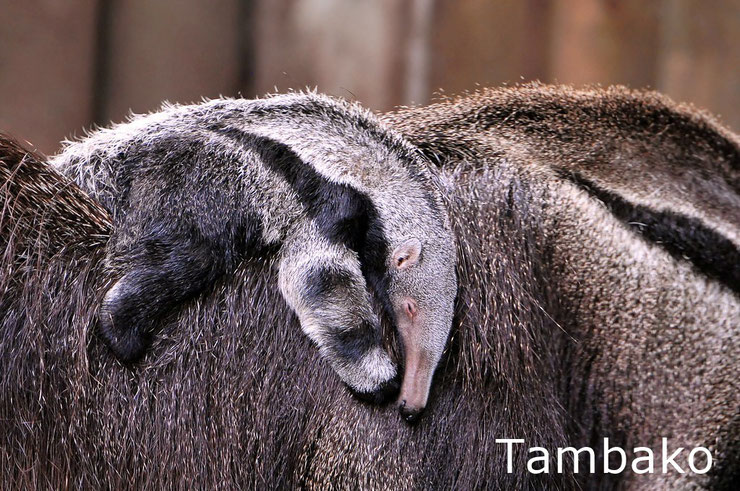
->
51;93;457;401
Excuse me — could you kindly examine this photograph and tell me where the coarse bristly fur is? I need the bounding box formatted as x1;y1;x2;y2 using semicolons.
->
383;83;740;489
0;134;111;254
48;92;458;404
1;84;738;489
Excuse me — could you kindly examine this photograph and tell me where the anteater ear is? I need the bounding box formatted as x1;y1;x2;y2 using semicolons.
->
392;238;422;270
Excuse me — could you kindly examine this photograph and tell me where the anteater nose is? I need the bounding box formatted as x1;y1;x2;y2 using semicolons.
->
403;298;418;318
398;400;424;424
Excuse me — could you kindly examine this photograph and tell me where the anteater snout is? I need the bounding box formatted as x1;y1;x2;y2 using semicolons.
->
398;400;424;424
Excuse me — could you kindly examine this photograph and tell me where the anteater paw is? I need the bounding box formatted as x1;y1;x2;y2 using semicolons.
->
98;276;151;362
349;372;401;405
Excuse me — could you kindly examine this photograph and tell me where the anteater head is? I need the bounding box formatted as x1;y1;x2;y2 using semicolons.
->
382;215;457;423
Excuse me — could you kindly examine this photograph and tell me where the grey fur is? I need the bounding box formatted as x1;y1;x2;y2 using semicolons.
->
2;85;738;489
51;92;458;401
383;83;740;489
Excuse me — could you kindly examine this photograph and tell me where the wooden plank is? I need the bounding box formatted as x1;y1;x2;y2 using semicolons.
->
657;0;740;131
253;0;407;111
0;0;97;155
427;0;551;101
102;0;241;123
548;0;660;88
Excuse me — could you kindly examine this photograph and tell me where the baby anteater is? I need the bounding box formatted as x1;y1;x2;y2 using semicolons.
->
52;92;457;412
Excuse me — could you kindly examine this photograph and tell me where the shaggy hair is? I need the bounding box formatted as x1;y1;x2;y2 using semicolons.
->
2;84;738;489
383;83;740;489
0;131;572;489
49;93;457;403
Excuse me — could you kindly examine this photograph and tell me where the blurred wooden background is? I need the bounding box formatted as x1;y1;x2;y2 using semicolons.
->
1;0;738;155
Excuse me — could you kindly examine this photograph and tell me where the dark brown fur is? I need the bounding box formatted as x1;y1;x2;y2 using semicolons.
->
0;135;110;252
383;84;740;489
0;135;111;320
0;133;574;489
2;85;738;489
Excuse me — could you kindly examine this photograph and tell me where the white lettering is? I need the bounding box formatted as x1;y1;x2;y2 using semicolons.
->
527;447;550;474
496;439;525;474
496;438;711;475
662;438;685;473
631;447;654;474
557;446;595;473
604;438;627;474
688;447;712;474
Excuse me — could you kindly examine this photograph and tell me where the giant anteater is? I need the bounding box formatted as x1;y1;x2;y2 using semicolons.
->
1;85;738;489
